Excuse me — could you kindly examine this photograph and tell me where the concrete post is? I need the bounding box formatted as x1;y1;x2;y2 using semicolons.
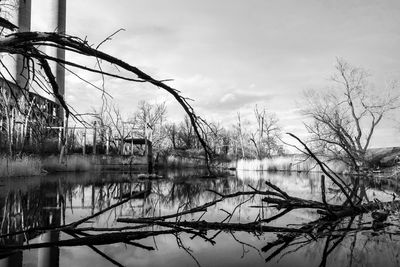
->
58;127;62;151
147;140;153;173
55;0;66;121
106;128;110;155
121;123;125;155
16;0;32;89
31;0;66;120
92;121;97;155
82;128;86;155
131;129;134;156
38;231;60;267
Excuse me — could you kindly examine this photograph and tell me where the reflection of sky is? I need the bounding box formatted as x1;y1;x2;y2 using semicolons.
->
1;171;400;266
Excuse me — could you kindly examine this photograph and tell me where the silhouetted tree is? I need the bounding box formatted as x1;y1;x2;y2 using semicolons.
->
302;59;400;169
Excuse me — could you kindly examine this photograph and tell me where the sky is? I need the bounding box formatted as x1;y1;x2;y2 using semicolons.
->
33;0;400;148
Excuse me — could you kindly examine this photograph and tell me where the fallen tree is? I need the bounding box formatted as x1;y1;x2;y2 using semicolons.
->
0;29;214;167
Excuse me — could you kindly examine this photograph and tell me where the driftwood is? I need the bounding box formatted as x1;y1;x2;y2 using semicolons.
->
117;218;305;234
1;229;173;250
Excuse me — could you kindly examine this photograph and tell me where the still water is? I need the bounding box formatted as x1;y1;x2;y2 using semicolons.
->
0;169;400;267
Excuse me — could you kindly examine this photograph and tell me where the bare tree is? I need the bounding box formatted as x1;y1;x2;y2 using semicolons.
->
234;112;246;158
89;98;113;150
0;83;37;155
164;122;178;150
302;59;400;169
205;121;224;155
0;86;13;154
177;115;197;150
91;100;136;155
130;101;167;152
249;105;280;159
105;103;127;155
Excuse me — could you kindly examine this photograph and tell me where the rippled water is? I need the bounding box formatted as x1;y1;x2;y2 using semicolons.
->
1;170;400;267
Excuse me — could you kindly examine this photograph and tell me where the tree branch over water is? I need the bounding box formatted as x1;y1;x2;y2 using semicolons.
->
0;30;214;166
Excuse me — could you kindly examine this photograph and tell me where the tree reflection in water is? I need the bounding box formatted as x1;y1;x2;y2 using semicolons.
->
0;170;399;267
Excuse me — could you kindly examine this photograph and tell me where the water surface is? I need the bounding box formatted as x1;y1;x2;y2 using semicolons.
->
0;170;399;267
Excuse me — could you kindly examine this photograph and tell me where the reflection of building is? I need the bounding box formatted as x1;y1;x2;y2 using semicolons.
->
0;181;63;267
37;182;62;267
0;251;23;267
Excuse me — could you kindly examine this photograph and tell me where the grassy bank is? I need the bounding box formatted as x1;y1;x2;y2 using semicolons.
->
0;153;154;177
0;156;42;177
225;155;347;173
159;155;207;168
42;155;99;173
0;154;101;177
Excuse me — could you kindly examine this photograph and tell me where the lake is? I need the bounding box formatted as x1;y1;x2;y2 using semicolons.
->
1;169;399;267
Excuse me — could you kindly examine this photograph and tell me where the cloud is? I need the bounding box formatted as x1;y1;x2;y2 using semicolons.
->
216;92;273;111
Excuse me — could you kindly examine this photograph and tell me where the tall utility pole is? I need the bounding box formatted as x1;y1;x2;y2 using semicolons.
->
31;0;67;119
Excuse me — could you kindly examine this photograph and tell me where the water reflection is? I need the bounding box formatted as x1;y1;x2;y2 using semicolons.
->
0;170;399;267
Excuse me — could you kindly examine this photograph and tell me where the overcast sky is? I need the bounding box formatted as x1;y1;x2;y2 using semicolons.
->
35;0;400;147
